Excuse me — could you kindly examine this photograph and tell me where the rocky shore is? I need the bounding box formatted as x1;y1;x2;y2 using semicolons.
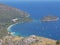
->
0;35;57;45
41;15;59;22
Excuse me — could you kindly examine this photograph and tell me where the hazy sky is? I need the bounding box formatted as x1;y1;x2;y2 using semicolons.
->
0;0;60;1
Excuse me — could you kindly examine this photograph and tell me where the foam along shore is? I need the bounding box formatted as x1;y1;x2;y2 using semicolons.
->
41;15;59;22
7;23;18;36
7;24;16;31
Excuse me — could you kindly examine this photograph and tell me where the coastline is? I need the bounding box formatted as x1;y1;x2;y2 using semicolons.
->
7;23;19;36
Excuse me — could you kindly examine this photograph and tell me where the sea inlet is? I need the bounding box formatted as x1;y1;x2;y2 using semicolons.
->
6;1;60;40
8;19;60;40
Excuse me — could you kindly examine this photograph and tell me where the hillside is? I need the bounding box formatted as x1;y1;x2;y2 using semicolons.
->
0;4;31;23
2;35;56;45
0;4;32;38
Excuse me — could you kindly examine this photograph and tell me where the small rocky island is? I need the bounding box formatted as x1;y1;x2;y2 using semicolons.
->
41;15;59;22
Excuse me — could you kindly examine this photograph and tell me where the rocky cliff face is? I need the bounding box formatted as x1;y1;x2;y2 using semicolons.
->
2;35;56;45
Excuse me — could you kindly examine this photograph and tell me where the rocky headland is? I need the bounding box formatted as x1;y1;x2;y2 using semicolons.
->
0;4;32;38
41;15;59;22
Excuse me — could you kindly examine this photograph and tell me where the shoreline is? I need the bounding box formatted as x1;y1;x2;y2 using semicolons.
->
7;23;19;36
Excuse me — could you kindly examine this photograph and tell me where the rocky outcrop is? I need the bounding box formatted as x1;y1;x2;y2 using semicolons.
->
41;15;59;22
0;4;32;38
0;4;31;23
11;35;56;45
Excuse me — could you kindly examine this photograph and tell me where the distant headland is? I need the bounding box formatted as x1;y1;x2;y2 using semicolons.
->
41;15;59;22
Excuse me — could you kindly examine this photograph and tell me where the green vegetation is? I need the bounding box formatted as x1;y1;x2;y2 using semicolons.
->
56;40;60;45
0;4;32;38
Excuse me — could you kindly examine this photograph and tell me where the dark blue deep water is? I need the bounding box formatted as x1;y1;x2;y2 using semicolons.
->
2;1;60;40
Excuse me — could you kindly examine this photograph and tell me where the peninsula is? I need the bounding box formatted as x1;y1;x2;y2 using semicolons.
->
0;4;32;38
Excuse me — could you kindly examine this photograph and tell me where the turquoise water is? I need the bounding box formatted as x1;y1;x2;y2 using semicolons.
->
10;20;60;40
3;1;60;40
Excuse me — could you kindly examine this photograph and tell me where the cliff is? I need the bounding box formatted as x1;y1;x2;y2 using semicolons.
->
2;35;56;45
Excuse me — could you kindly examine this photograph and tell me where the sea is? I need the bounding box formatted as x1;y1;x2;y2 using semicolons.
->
1;1;60;40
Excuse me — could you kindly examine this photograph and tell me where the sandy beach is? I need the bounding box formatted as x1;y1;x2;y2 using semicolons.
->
7;23;19;36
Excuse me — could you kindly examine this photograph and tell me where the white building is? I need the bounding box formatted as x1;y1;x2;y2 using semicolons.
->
12;18;18;22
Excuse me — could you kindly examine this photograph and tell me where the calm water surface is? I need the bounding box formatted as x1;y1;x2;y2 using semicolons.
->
2;1;60;40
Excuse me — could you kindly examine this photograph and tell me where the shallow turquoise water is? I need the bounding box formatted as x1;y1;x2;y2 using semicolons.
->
9;20;60;40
